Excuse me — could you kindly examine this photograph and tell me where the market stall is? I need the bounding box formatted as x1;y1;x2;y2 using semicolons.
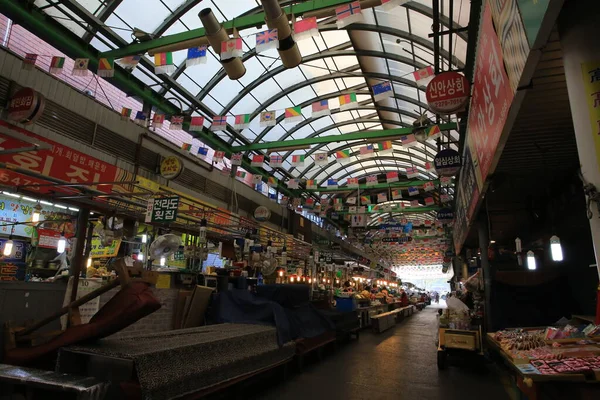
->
487;323;600;399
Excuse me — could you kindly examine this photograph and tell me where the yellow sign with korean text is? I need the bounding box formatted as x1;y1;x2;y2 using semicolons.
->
89;238;122;258
582;61;600;173
160;156;183;180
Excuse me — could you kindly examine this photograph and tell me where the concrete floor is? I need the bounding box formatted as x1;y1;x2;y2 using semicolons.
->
256;307;511;400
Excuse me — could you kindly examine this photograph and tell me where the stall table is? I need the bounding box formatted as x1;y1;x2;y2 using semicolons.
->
486;332;600;399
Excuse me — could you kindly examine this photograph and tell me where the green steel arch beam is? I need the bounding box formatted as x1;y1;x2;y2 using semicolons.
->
304;150;436;181
326;166;431;190
221;50;426;116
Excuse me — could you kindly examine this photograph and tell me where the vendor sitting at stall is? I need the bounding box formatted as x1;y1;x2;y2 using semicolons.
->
399;290;409;307
342;280;354;292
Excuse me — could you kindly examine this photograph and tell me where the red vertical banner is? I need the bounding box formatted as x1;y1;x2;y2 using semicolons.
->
0;121;119;193
466;3;515;188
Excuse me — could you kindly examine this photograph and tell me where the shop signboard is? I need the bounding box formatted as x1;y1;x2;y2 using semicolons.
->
0;238;28;262
437;208;454;224
425;72;470;114
145;196;180;223
581;61;600;174
0;194;74;238
488;0;531;93
517;0;553;48
467;4;514;189
434;149;462;176
159;156;183;180
7;88;46;125
0;121;119;194
89;238;122;259
453;141;480;254
253;206;271;222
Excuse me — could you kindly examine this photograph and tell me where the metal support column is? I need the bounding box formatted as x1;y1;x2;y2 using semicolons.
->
69;208;90;303
477;209;493;331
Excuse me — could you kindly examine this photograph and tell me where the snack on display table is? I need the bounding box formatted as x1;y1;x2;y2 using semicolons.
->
487;323;600;398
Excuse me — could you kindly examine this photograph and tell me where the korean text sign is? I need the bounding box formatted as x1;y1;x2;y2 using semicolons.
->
146;196;180;223
0;121;118;193
466;4;514;188
581;61;600;174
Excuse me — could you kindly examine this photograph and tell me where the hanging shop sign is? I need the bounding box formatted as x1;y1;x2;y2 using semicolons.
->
425;72;470;114
145;196;180;223
159;156;184;180
89;238;122;258
489;0;531;93
0;194;74;238
253;206;271;222
581;61;600;174
434;149;462;176
0;121;119;194
453;142;480;254
468;4;515;188
35;219;76;249
437;208;454;224
7;87;46;125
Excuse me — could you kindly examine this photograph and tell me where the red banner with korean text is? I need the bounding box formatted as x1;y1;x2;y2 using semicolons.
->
0;121;119;194
467;4;514;188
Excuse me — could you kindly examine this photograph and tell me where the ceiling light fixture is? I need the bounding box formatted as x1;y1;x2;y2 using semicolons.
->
550;235;563;262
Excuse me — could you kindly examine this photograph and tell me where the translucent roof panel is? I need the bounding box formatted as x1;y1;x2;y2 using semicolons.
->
32;0;471;188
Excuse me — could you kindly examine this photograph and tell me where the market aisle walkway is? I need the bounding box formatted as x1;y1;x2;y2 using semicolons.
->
255;307;511;400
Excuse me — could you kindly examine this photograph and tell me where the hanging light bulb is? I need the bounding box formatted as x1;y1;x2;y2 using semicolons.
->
3;238;13;257
138;253;144;262
199;218;207;244
550;235;563;262
527;250;536;270
32;203;42;223
160;256;166;266
141;232;148;244
86;258;92;267
57;235;66;254
515;237;522;253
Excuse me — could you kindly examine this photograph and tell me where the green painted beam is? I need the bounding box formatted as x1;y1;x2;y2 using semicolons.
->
101;0;354;59
231;123;457;152
1;0;295;198
302;180;440;193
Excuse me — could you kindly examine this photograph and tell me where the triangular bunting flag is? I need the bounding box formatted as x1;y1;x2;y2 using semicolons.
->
270;155;283;168
336;1;363;28
210;115;228;131
284;106;302;123
260;111;276;127
22;53;37;71
327;178;338;188
413;66;435;86
231;153;243;166
291;155;305;167
377;193;388;203
220;38;243;60
251;154;265;167
213;151;225;163
255;29;279;53
339;92;358;110
116;55;141;70
347;177;359;188
186;46;207;67
386;171;399;183
234;114;251;129
72;58;89;76
293;17;319;41
306;179;317;189
170;116;184;130
120;107;132;121
377;141;393;154
97;58;114;77
189;116;205;131
312;100;330;117
50;56;65;74
152;114;165;129
372;81;393;102
198;147;209;157
181;143;192;151
314;152;328;166
154;52;175;74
